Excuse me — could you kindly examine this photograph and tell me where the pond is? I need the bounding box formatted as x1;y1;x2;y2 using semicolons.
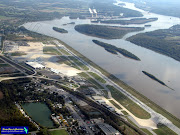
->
22;102;54;128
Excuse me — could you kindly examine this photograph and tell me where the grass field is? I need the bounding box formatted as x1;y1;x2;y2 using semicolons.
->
59;48;70;55
49;129;68;135
43;47;61;55
122;111;128;115
11;52;27;56
153;123;177;135
57;56;80;70
69;56;89;71
107;85;151;119
109;100;122;109
78;72;104;89
141;128;153;135
88;72;106;83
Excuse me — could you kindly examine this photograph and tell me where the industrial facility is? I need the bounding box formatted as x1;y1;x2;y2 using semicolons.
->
89;8;98;18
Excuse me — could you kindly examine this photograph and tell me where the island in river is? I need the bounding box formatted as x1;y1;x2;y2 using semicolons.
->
92;18;158;25
142;71;174;90
75;24;144;39
128;25;180;62
53;27;68;33
92;40;140;60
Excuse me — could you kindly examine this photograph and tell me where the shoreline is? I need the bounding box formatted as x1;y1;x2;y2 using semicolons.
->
55;39;180;129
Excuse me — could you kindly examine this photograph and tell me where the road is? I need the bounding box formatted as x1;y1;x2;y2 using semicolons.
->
0;55;35;75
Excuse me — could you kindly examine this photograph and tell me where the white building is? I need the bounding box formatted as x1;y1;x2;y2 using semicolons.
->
26;62;45;69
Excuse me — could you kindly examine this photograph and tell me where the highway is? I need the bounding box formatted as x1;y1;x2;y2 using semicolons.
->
54;40;180;134
0;55;35;75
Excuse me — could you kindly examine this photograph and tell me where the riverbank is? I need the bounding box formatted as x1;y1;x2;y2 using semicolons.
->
56;39;180;129
127;25;180;62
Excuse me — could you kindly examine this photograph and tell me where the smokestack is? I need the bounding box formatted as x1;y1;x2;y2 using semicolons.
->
93;9;97;18
89;8;93;17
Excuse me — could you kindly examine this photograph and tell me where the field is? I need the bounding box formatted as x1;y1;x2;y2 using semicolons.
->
69;56;89;71
107;85;151;119
58;48;70;55
14;42;43;55
11;52;27;56
153;123;177;135
78;72;104;89
57;56;80;70
88;72;106;84
109;100;122;110
43;46;61;55
122;111;128;115
49;129;68;135
141;128;153;135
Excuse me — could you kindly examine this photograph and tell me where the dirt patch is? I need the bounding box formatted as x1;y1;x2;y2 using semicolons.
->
44;62;82;76
24;36;34;40
17;42;43;54
0;91;4;100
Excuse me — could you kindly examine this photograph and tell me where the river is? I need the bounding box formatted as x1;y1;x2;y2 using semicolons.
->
23;0;180;119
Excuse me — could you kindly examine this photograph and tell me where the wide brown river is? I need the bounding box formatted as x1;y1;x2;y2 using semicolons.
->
24;0;180;118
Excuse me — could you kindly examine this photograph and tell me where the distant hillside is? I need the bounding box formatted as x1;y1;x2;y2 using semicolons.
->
121;0;180;18
127;25;180;62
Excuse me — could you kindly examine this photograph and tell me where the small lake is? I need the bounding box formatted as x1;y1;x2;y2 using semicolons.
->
22;102;54;128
